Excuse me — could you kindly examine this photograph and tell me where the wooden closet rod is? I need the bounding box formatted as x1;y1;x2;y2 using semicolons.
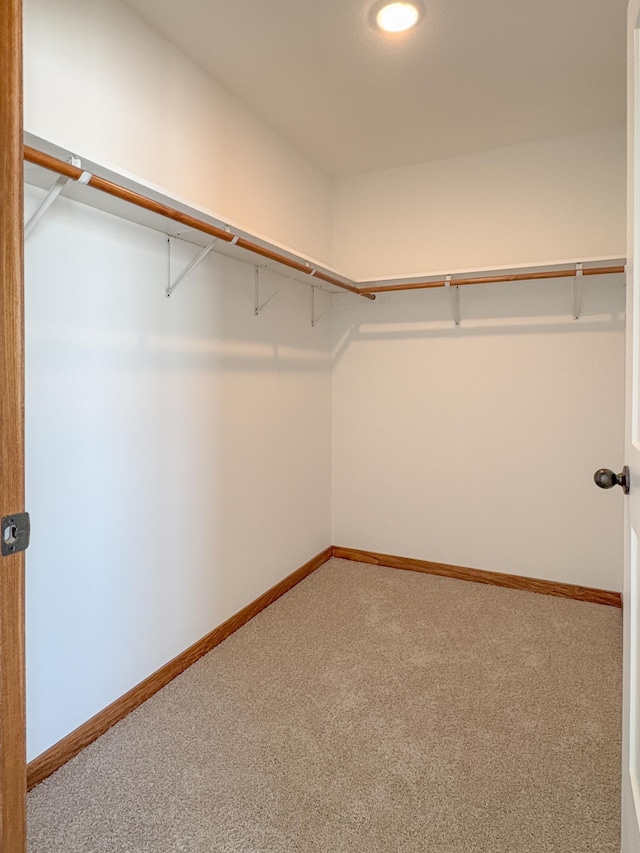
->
23;146;625;301
23;146;375;301
360;265;625;294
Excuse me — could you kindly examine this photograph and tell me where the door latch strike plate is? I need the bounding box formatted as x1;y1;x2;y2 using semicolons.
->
1;512;30;556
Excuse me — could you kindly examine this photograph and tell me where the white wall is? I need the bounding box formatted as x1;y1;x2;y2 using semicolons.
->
332;126;626;280
24;185;332;760
332;276;625;592
23;0;336;764
330;122;626;591
23;0;332;263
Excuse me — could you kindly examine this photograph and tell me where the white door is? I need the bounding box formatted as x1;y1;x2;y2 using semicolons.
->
623;6;640;850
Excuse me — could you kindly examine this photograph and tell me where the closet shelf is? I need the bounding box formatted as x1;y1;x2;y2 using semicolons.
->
23;135;371;300
359;263;626;293
23;136;625;303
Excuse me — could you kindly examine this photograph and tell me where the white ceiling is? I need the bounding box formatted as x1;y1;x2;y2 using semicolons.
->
123;0;627;178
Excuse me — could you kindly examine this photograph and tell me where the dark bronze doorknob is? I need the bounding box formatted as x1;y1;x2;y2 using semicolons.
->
594;466;630;494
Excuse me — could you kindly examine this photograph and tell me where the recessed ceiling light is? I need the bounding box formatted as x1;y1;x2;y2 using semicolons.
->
375;2;421;33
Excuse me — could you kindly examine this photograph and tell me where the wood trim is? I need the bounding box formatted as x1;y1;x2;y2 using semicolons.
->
332;547;622;608
27;546;332;790
0;0;27;849
23;147;374;301
359;265;626;294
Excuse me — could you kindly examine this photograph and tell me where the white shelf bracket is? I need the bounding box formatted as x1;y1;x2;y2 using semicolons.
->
25;156;91;239
573;263;583;320
254;266;279;315
445;275;460;326
311;286;326;328
166;238;217;298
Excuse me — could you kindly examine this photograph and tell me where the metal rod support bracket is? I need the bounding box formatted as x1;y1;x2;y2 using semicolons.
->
311;286;326;328
166;238;217;297
25;156;92;239
445;275;460;326
223;226;239;246
573;263;583;320
254;266;279;315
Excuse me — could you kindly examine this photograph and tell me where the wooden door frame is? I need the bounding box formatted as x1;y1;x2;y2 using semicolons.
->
0;0;27;851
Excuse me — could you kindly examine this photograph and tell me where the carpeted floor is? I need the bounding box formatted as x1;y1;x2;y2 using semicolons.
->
28;558;622;852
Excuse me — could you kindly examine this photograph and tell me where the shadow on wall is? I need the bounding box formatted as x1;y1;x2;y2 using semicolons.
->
331;274;625;366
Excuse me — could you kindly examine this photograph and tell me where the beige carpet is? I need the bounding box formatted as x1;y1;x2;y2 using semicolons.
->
28;558;622;852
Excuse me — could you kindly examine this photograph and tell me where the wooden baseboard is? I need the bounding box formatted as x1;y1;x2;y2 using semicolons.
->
27;546;332;790
331;546;622;609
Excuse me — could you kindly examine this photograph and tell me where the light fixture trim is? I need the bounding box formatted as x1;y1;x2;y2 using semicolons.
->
375;1;422;33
